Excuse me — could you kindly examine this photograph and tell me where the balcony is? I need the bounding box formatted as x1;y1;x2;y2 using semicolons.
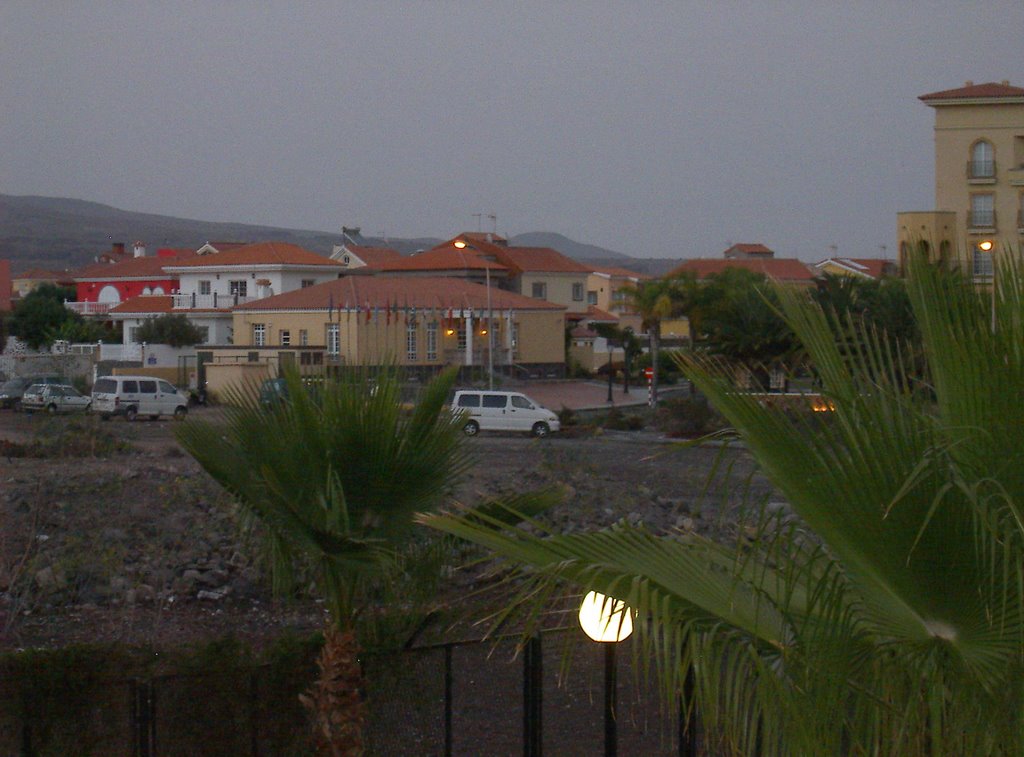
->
64;300;113;316
967;160;996;183
172;292;256;310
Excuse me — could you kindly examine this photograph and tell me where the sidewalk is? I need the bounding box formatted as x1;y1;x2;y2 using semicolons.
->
507;380;652;411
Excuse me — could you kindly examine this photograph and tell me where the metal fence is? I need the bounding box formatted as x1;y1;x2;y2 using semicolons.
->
0;630;703;756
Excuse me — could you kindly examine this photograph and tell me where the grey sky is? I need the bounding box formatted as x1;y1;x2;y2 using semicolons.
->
2;3;1022;261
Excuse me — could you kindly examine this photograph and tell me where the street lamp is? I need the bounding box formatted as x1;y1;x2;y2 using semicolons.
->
579;591;634;757
979;240;995;333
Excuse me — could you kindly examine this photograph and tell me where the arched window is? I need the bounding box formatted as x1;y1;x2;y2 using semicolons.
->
152;286;165;295
142;286;152;295
971;140;994;178
97;285;121;304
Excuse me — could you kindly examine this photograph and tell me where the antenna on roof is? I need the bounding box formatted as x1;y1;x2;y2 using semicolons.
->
828;244;838;257
879;244;888;261
488;214;497;234
472;213;483;232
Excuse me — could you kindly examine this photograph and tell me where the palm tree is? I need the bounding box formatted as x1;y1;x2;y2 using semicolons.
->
624;273;699;405
422;255;1024;755
176;366;468;756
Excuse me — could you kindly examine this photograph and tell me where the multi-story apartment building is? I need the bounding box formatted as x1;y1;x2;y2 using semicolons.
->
897;80;1024;275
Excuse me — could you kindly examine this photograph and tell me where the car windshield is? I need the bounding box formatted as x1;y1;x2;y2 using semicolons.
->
1;379;29;391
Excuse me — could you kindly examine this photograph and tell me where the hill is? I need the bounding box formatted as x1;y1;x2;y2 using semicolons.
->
508;231;628;261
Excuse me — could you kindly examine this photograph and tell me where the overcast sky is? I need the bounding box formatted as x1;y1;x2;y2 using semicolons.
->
2;3;1022;261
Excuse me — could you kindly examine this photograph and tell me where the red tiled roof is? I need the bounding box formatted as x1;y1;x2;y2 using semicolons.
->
235;276;564;313
920;81;1024;102
570;326;597;339
590;265;651;280
585;306;618;322
377;244;508;273
74;249;196;280
14;268;66;280
667;258;817;282
108;296;175;314
500;247;592;274
169;242;342;269
346;245;403;267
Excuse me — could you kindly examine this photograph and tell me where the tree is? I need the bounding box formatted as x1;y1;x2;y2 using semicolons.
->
8;284;79;350
134;313;206;347
623;273;699;405
697;268;799;386
176;366;469;755
423;255;1024;755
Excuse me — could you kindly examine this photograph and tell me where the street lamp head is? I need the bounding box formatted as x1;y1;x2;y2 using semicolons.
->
979;240;994;252
579;591;634;642
454;240;467;249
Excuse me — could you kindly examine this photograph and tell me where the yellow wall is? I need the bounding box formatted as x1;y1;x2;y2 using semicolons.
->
931;100;1024;255
519;272;588;314
111;366;180;384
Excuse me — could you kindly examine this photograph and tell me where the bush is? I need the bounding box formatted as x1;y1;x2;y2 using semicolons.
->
654;395;725;438
557;405;578;427
602;406;645;431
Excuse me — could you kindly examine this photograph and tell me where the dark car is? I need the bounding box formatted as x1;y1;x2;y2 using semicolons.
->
0;375;64;410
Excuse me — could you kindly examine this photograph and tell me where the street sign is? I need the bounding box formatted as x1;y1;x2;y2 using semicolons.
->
643;367;654;379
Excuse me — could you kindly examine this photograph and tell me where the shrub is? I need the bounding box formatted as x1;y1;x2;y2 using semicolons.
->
654;395;725;438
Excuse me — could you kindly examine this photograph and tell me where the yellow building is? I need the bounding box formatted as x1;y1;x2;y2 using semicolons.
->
898;81;1024;274
202;275;566;397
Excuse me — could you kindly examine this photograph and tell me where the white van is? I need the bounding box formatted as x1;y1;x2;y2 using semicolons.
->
91;375;190;421
451;390;560;437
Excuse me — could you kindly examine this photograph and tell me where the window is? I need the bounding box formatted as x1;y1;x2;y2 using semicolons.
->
158;381;176;394
280;330;291;346
128;326;140;344
326;324;339;355
531;282;547;299
970;194;995;228
572;283;584;301
970;140;995;178
196;327;209;344
122;381;139;393
457;394;480;408
511;395;534;410
229;280;247;297
252;323;266;346
426;322;438;360
199;280;211;295
247;352;259;363
482;394;507;409
587;290;598;306
973;244;994;278
301;279;315;288
511;322;519;351
139;380;157;393
457;323;467;350
299;329;309;346
406;323;417;361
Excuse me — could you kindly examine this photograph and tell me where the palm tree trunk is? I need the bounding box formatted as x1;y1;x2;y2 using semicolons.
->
301;624;367;757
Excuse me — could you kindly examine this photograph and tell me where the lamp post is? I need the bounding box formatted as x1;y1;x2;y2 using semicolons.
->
979;239;995;334
579;591;634;757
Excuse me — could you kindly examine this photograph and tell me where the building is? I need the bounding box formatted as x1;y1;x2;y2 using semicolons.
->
199;275;566;395
813;258;898;280
0;260;11;312
897;80;1024;274
666;257;817;287
72;245;196;315
586;265;650;329
11;268;74;299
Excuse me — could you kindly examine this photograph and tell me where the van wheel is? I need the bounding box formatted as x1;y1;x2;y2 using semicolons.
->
462;420;480;436
47;403;58;414
173;406;188;421
532;422;550;438
125;407;138;422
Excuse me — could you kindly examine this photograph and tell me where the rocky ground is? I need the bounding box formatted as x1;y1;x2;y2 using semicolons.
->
0;407;773;651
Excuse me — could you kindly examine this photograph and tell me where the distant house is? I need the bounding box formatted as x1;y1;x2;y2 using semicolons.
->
813;258;898;280
667;258;817;287
196;275;566;395
11;267;73;299
0;260;11;311
71;244;196;315
381;233;592;314
723;243;775;259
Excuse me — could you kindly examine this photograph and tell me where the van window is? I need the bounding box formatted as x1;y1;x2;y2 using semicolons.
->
457;394;480;408
122;380;139;393
158;381;176;394
139;380;158;393
511;395;534;409
94;378;116;393
482;394;507;409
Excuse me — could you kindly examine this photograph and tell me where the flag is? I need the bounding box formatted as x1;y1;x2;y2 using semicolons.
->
365;300;371;324
386;300;391;325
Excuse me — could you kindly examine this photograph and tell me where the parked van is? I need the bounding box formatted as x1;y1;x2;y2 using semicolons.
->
91;375;190;421
451;390;560;437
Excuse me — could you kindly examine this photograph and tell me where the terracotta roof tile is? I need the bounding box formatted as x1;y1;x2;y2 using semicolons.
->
14;268;66;279
235;276;564;313
169;242;342;269
590;265;651;280
920;81;1024;102
585;306;618;322
345;245;403;267
377;245;508;273
500;247;592;273
814;258;897;279
724;243;774;256
74;250;197;280
667;258;817;282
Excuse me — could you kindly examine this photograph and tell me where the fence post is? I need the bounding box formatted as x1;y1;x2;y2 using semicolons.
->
133;679;155;757
250;670;260;757
523;635;543;757
679;667;698;757
19;687;32;757
444;645;453;757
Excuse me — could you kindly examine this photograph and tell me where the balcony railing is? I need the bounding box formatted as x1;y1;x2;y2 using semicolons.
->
64;300;113;316
967;160;996;180
172;292;256;309
968;209;996;229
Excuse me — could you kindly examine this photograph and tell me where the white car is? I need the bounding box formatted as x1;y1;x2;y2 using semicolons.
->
451;390;561;437
20;384;92;414
91;375;190;421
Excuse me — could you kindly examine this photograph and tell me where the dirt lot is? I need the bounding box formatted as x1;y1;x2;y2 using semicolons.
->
0;407;771;651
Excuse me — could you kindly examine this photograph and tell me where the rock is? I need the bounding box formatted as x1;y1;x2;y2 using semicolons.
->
197;587;230;601
197;569;229;587
35;566;66;591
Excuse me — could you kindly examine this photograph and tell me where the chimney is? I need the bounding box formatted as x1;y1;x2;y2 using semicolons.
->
1002;80;1010;86
133;241;146;258
965;80;974;87
112;242;125;257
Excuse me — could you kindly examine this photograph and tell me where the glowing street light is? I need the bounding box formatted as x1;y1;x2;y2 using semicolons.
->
580;591;634;756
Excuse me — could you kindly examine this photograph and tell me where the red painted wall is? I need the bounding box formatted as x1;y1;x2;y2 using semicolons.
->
0;259;11;311
75;277;179;303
